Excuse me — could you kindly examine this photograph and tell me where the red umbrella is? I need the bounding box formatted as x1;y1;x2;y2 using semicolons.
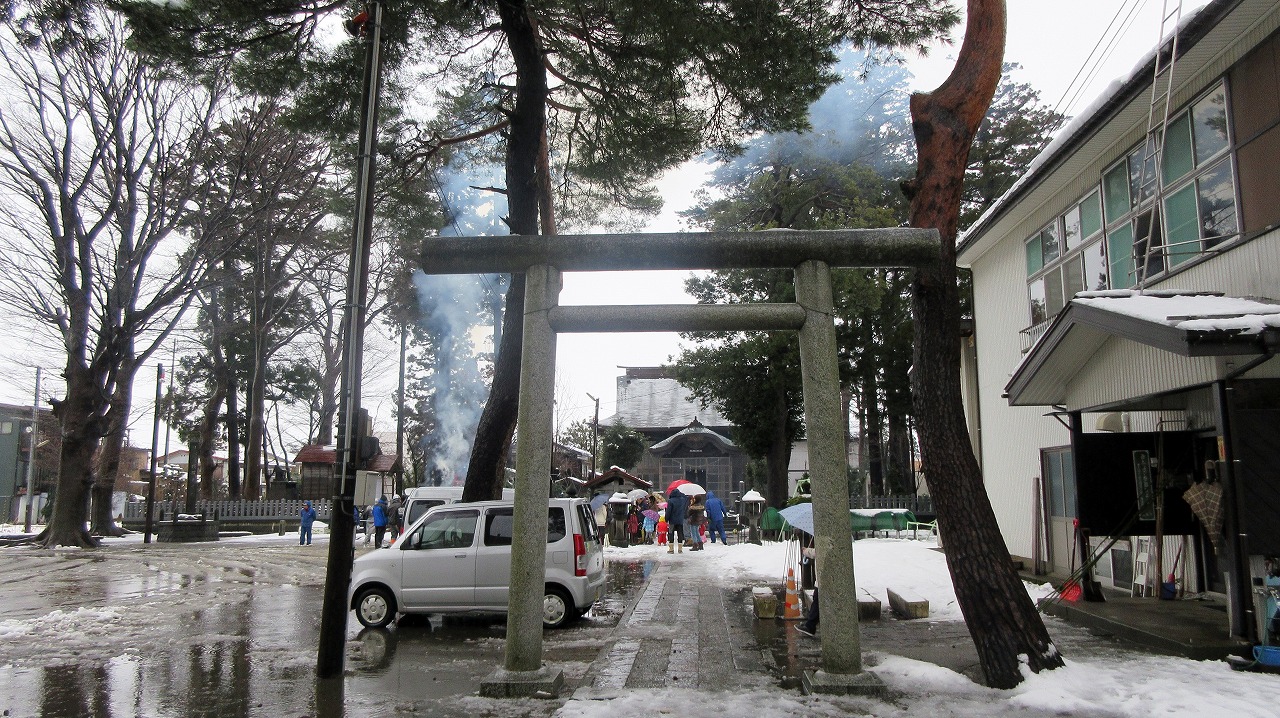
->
666;479;690;495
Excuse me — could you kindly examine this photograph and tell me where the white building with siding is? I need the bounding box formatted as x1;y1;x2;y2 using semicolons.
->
958;0;1280;643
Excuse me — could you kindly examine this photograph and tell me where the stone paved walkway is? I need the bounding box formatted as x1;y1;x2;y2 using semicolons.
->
574;561;777;697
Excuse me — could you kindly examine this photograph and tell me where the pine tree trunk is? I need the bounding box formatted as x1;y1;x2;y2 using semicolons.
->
906;0;1063;688
197;384;225;500
462;0;546;502
244;343;267;500
765;377;792;507
225;366;241;499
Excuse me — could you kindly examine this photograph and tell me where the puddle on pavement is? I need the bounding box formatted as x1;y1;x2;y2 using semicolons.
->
0;554;661;717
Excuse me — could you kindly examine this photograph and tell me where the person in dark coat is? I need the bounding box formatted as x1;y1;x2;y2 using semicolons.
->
685;494;706;551
666;491;689;554
705;492;728;544
299;501;318;546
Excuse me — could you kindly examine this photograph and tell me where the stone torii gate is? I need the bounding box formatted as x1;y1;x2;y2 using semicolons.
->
419;228;939;697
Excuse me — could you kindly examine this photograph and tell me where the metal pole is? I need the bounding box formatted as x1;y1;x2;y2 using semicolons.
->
144;363;164;544
586;393;598;477
23;367;40;533
318;0;383;679
396;324;407;489
163;341;175;497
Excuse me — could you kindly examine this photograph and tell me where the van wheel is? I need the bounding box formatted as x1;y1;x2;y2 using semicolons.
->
542;587;576;628
355;587;396;628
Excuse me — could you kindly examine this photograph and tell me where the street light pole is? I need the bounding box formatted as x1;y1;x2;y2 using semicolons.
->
23;367;40;533
317;1;384;680
586;393;599;477
144;363;164;544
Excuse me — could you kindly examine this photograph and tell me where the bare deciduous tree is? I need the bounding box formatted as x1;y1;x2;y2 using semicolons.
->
0;12;233;546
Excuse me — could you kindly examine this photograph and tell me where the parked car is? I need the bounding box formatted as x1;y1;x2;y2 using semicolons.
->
349;497;604;629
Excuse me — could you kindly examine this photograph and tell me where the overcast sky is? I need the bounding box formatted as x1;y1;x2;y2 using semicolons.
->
0;0;1209;453
554;0;1211;430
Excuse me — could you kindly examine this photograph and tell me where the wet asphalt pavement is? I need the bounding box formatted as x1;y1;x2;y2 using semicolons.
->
0;533;1139;717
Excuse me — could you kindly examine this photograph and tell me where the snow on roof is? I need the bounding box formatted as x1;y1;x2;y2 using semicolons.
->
649;422;737;451
606;374;730;430
1075;290;1280;335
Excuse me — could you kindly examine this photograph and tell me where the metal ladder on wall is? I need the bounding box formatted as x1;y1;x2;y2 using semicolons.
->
1134;0;1185;290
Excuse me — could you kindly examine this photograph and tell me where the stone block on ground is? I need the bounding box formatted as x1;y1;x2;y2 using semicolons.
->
752;586;777;619
887;587;929;619
858;587;882;620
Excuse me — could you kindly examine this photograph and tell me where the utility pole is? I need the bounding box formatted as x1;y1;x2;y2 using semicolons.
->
317;1;384;680
23;367;40;533
144;363;164;544
586;393;599;477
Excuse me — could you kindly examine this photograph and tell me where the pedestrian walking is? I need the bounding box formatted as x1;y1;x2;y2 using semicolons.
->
387;494;403;542
656;516;668;546
299;501;318;546
642;511;657;544
685;494;706;551
372;496;389;548
666;491;688;553
705;491;728;544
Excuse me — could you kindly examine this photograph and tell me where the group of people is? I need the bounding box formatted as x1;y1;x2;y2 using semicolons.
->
360;494;401;548
659;489;729;553
616;489;731;553
295;494;403;548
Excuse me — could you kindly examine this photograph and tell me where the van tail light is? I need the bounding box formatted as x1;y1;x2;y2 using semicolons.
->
573;533;587;577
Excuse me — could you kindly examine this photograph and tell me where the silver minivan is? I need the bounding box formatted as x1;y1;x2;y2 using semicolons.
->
349;497;605;629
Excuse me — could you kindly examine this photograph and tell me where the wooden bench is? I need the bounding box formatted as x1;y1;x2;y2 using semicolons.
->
886;587;929;619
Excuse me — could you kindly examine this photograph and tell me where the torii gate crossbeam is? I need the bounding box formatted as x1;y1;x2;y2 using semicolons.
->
417;229;939;697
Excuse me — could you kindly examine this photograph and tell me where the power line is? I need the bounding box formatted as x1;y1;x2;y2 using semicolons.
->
1054;0;1151;120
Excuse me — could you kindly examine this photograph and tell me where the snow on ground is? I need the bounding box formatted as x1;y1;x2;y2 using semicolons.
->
4;526;1278;716
606;535;1056;621
589;537;1278;718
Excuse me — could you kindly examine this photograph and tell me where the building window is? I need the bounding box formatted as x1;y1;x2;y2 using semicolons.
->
1042;447;1077;519
1103;81;1238;287
1025;190;1104;326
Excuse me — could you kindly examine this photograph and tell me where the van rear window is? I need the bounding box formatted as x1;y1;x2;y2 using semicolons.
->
576;504;600;543
406;499;445;526
484;507;566;546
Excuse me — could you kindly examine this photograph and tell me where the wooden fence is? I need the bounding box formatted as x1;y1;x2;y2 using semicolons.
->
122;499;334;523
851;495;934;516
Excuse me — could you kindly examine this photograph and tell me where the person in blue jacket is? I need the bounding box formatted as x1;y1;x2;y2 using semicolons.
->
299;501;318;545
372;496;389;548
705;491;728;544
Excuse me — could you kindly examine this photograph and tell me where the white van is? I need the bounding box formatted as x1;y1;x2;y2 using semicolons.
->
401;486;515;528
349;497;604;629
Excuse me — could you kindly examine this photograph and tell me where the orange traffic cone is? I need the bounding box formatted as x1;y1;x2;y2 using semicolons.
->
782;568;802;620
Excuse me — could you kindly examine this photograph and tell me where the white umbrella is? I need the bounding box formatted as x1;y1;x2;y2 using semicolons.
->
626;488;650;501
677;483;706;496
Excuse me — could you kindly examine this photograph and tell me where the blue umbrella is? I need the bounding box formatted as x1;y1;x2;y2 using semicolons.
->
590;493;610;511
777;503;814;535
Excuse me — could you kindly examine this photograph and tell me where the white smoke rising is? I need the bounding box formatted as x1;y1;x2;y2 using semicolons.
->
415;165;507;484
